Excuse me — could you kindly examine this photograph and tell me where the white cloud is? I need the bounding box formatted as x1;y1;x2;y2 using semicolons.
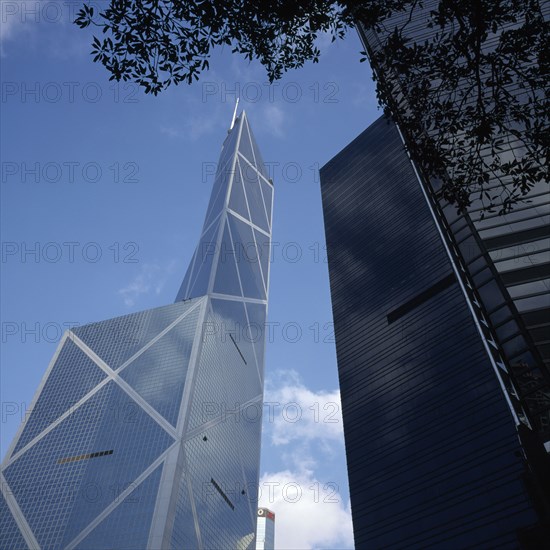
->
264;370;343;446
185;112;219;140
117;261;176;306
258;468;354;549
259;370;353;548
0;0;34;52
160;109;223;141
160;126;183;139
262;104;286;137
0;0;93;58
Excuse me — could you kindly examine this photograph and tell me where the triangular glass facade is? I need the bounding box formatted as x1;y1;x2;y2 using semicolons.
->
176;112;272;303
1;112;272;549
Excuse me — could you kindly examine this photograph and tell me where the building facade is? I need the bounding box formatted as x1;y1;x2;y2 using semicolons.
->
1;111;273;549
357;4;550;431
320;4;549;546
255;507;275;550
320;115;549;547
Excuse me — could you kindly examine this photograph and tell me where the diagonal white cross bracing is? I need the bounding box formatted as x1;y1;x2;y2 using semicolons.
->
70;332;178;439
1;472;41;549
1;331;70;468
227;207;270;238
63;440;179;550
116;298;203;374
209;293;267;305
146;297;208;549
3;303;202;469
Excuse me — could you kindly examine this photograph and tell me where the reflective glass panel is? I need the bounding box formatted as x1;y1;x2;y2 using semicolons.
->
228;215;265;299
13;338;106;455
120;306;199;426
213;222;243;297
239;159;269;232
75;464;163;550
228;158;251;221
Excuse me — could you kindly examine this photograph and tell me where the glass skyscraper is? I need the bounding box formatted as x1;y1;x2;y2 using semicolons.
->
357;3;550;409
320;3;549;543
1;111;273;549
320;115;549;548
255;507;275;550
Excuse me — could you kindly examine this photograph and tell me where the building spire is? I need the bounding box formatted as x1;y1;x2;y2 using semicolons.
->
176;110;272;303
229;97;240;130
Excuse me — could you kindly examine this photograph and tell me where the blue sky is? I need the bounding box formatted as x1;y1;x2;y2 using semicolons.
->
1;2;380;547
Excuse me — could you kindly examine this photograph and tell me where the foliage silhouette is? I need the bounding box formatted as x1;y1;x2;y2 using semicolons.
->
75;1;549;214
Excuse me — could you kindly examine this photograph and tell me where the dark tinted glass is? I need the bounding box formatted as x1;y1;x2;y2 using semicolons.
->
320;116;537;548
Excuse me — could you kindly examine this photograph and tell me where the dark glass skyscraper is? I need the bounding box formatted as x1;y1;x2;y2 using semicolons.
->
319;4;548;546
1;111;273;549
320;114;549;547
357;3;550;404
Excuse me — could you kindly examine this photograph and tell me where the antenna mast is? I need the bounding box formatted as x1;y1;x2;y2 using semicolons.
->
229;97;240;130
